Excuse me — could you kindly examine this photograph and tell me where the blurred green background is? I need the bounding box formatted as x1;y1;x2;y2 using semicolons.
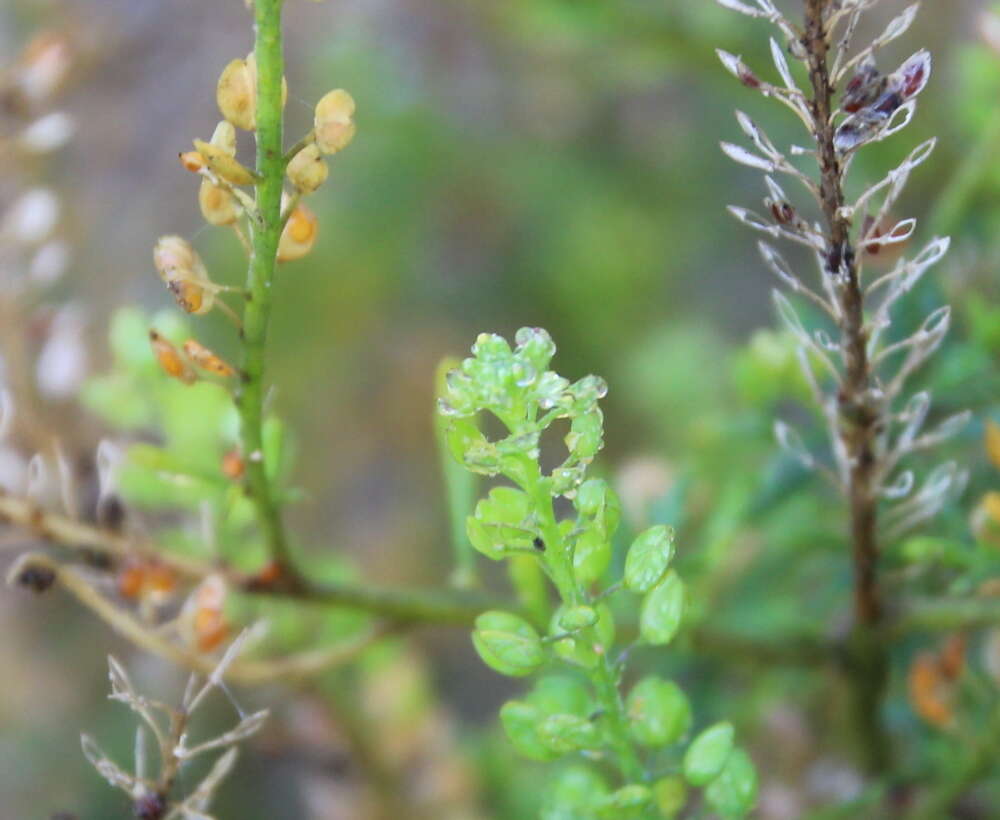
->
2;0;1000;817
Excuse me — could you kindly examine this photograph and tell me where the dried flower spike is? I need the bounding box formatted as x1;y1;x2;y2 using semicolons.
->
277;200;318;262
183;339;236;377
314;89;356;154
149;330;196;385
286;143;328;194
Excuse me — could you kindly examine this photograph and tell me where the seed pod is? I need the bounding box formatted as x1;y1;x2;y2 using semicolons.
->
193;138;258;186
153;235;217;315
198;177;238;226
149;329;196;384
277;200;318;262
210;119;237;156
169;279;213;315
314;89;356;154
183;338;236;377
221;449;245;480
286;142;328;194
216;54;287;131
178;151;205;172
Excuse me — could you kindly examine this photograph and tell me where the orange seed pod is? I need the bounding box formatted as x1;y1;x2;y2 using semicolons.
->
286;142;328;194
193;138;258;186
198;177;238;226
179;151;205;173
149;330;196;384
908;651;953;729
183;338;236;377
221;449;245;480
277;200;318;262
314;89;356;154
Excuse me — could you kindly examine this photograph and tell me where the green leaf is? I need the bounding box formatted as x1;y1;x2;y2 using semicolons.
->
595;784;652;818
471;610;544;677
626;676;692;747
683;722;735;787
704;748;757;818
639;570;685;645
625;525;675;594
538;713;600;755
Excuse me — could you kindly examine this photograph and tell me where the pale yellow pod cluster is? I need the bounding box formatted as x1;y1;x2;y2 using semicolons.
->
216;53;287;131
286;143;328;194
153;235;215;315
277;195;318;262
314;90;356;154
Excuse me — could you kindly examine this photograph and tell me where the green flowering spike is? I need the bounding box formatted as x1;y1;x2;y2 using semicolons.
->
704;748;758;819
471;611;545;677
595;784;653;818
538;713;601;755
652;776;687;818
499;700;556;761
626;676;692;747
639;570;685;645
625;525;676;594
541;765;609;820
683;722;735;787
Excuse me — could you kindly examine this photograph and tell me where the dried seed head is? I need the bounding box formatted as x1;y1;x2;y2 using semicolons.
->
286;142;328;194
149;329;196;384
216;54;287;131
277;200;318;262
183;339;236;377
198;177;238;226
314;89;356;154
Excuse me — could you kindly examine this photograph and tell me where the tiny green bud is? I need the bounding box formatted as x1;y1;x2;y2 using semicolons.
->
595;784;653;818
625;525;676;594
558;605;598;631
538;713;600;755
514;326;556;372
286;142;328;194
652;777;687;818
551;603;614;669
683;722;735;787
639;570;685;646
471;610;544;677
704;748;758;819
626;676;692;747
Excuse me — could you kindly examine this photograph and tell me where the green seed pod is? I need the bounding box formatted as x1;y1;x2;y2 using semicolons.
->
466;486;534;560
471;610;544;677
625;525;676;594
639;570;685;646
625;676;692;747
704;748;757;819
314;89;356;154
537;713;600;755
595;785;653;818
683;722;735;787
571;529;611;585
551;603;614;669
566;408;604;461
286;142;328;194
558;605;598;632
541;766;609;820
652;777;687;818
499;700;556;761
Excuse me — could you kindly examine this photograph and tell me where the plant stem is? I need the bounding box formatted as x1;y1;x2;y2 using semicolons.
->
803;0;890;774
238;0;298;584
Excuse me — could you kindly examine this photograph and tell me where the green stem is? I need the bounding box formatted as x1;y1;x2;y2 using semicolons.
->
593;654;646;784
238;0;298;582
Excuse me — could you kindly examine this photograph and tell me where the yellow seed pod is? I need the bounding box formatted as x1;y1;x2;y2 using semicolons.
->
153;235;207;285
198;177;238;226
149;330;196;384
314;89;356;154
210;120;237;156
216;54;287;131
286;142;328;194
178;151;205;173
193;139;258;186
183;339;236;377
169;279;214;315
277;200;318;262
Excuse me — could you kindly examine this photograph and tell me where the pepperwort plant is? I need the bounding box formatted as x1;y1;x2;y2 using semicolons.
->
716;0;968;773
438;329;757;819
